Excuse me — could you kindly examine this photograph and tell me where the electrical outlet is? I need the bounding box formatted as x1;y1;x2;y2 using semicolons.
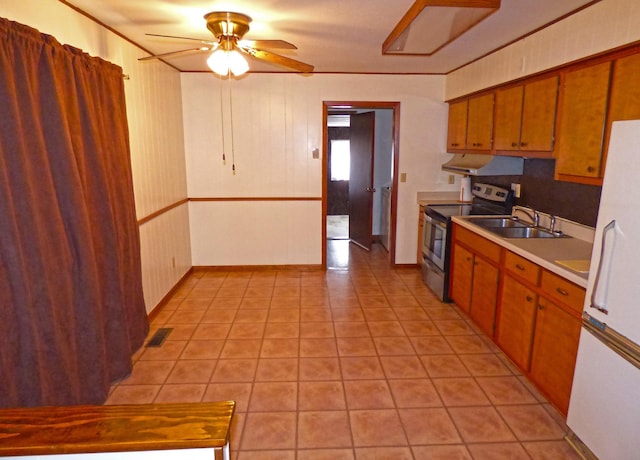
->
511;183;521;198
448;175;455;184
400;172;407;183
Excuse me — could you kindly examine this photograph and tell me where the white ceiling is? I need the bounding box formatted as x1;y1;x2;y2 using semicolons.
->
66;0;598;74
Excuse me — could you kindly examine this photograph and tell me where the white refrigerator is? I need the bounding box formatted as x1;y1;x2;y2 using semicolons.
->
567;120;640;460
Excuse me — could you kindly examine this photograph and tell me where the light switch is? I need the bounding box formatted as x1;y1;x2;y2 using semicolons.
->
312;148;320;159
400;172;407;183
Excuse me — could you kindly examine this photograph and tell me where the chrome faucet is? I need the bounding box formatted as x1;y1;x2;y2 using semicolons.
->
514;206;539;227
549;215;560;234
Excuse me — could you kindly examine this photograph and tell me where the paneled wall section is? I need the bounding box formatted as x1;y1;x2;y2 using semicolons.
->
182;73;451;265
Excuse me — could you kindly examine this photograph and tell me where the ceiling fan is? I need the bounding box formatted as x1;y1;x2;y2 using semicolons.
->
139;11;314;75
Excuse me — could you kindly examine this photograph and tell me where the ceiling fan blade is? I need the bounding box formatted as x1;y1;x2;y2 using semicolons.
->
145;33;215;45
138;47;212;62
240;39;297;50
241;47;314;73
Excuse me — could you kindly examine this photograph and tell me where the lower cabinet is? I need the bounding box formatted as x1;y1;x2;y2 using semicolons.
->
530;296;582;415
469;257;500;337
450;226;585;416
495;274;537;370
451;243;473;313
450;225;501;336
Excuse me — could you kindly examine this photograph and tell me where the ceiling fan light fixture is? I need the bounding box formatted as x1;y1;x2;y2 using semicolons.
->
207;49;249;76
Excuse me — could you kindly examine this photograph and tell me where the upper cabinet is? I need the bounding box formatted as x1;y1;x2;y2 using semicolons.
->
447;100;467;150
466;94;494;151
445;43;640;184
601;53;640;169
447;94;493;152
494;76;558;154
555;61;612;181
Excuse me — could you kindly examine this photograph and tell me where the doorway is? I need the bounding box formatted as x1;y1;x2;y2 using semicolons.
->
322;102;400;269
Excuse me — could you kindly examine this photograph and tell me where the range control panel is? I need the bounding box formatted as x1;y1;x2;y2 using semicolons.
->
471;183;512;203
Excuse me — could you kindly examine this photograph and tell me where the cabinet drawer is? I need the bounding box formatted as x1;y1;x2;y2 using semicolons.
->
540;270;585;313
454;226;501;263
504;251;540;285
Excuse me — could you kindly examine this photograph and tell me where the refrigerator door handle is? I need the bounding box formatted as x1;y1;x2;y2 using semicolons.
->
590;219;617;314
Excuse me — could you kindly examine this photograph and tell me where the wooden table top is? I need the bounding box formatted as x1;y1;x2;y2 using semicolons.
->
0;401;235;456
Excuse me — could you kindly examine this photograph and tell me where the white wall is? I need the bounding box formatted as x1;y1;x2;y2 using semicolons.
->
1;0;191;311
182;73;452;265
446;0;640;99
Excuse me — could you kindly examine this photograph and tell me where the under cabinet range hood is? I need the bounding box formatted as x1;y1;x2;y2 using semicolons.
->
442;153;524;176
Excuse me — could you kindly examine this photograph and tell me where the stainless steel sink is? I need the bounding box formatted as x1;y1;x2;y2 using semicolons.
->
468;217;530;228
484;226;567;239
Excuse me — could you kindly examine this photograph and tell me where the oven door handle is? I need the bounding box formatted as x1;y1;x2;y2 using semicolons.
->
425;214;447;229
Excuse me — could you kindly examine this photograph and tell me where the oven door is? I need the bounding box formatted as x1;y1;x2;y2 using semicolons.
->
423;212;447;271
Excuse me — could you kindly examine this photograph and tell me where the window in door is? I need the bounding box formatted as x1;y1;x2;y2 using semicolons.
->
330;139;350;181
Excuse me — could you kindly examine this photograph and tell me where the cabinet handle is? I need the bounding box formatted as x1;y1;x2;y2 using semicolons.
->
587;165;596;173
556;287;569;296
511;142;518;147
526;295;533;302
451;143;459;147
538;304;544;310
515;264;525;271
520;142;528;147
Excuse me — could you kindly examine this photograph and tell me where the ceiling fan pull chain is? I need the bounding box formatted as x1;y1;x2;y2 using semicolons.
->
219;75;226;164
228;69;236;175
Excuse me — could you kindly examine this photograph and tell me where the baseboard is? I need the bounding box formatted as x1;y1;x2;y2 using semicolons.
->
193;264;324;272
147;268;193;323
393;263;421;269
565;431;597;460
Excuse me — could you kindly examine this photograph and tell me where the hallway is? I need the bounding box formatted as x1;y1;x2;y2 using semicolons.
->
107;241;580;459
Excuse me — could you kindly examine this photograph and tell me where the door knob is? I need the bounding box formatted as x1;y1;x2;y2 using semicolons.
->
365;187;376;192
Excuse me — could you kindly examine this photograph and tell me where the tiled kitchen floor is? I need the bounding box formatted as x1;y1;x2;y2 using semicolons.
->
107;241;581;460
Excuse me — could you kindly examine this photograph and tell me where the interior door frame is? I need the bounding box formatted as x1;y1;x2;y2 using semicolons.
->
322;101;401;268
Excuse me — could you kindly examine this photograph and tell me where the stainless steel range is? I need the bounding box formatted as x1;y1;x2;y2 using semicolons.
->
421;183;513;301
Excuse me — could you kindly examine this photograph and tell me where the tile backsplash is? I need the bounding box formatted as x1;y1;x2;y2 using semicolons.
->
472;159;601;227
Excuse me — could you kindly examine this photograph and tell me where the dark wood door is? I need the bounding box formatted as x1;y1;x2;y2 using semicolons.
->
349;112;375;250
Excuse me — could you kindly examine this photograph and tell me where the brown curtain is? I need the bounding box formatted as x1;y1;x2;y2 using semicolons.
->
0;17;149;408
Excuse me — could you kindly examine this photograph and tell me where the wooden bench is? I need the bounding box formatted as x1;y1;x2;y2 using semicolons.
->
0;401;235;460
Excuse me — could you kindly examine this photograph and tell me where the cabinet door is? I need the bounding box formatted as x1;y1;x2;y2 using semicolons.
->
494;85;524;151
447;100;468;150
496;274;537;369
555;62;611;178
469;257;499;337
520;76;559;151
530;297;581;415
451;244;473;313
467;93;494;150
602;53;640;173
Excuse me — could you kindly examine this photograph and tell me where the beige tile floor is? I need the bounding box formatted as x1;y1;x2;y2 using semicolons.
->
107;241;581;460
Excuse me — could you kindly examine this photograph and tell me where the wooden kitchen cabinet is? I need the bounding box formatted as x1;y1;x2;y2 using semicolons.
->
530;295;582;415
469;256;500;336
555;61;612;180
466;93;494;150
451;243;473;313
496;274;538;369
450;225;501;334
447;100;468;150
600;53;640;177
494;76;558;153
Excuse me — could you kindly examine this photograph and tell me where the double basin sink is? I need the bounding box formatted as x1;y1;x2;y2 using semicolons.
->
468;217;569;239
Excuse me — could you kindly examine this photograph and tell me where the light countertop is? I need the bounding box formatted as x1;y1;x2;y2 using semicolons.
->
417;191;465;206
452;216;593;288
